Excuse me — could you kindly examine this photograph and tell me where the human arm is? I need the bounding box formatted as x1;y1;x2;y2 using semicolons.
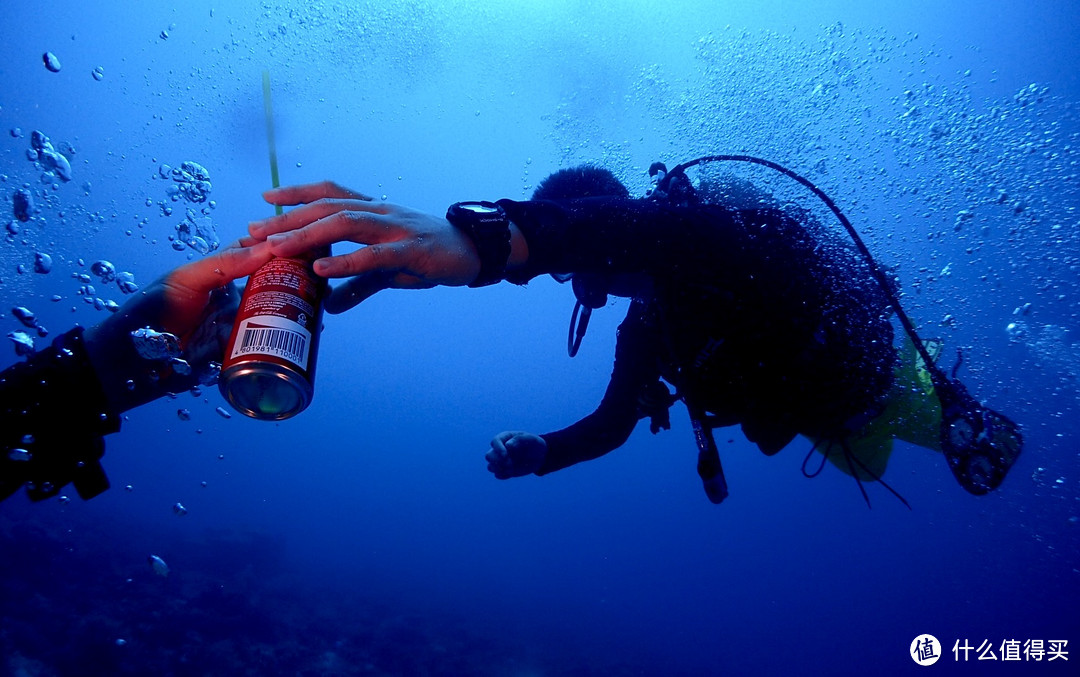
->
83;239;275;414
248;182;759;312
1;239;274;502
533;301;663;475
248;182;529;312
483;302;663;479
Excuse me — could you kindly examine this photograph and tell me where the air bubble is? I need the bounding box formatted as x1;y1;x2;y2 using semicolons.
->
42;52;62;72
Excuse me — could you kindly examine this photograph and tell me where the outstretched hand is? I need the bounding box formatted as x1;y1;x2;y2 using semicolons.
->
248;181;504;313
84;238;275;414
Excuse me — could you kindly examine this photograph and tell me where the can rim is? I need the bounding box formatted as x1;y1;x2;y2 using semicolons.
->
219;363;312;421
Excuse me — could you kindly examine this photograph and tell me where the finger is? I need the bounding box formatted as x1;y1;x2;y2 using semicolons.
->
487;458;511;479
324;273;395;313
168;240;274;295
264;181;374;206
264;211;394;260
324;268;436;313
490;437;509;457
312;240;414;279
494;431;522;446
250;198;390;240
229;235;261;249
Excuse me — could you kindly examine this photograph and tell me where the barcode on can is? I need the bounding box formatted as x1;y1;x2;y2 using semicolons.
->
230;316;312;368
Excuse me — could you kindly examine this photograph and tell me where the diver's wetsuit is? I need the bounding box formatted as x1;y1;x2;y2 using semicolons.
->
0;328;117;501
496;196;896;474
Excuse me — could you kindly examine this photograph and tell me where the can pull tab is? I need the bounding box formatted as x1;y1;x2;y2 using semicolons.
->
690;410;729;504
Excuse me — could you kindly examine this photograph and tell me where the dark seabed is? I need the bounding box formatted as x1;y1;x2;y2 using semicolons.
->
1;1;1078;675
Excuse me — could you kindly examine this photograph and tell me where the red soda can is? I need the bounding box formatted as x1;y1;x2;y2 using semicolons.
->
219;254;327;420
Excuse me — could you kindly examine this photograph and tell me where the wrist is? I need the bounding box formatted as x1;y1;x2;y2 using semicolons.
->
446;201;529;286
507;222;529;273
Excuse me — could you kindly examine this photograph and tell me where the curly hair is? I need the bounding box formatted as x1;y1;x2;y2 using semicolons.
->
532;165;629;201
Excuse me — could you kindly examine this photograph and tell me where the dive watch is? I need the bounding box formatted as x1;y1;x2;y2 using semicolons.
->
445;200;512;287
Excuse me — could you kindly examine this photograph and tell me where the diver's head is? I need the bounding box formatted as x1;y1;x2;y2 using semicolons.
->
533;164;649;298
534;165;636;358
532;165;630;201
535;165;631;287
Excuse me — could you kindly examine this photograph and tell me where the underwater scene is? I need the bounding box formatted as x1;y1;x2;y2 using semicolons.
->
1;0;1078;675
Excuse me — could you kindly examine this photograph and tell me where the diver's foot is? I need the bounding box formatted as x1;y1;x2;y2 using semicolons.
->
944;408;1022;495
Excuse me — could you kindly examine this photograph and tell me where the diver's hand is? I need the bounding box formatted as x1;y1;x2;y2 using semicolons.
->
250;181;478;312
249;181;526;314
486;431;547;479
83;238;274;414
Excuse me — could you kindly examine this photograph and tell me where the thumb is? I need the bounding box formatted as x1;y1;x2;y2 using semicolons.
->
325;272;396;314
169;240;274;295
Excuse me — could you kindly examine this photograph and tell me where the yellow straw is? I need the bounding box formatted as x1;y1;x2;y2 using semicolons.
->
262;70;283;216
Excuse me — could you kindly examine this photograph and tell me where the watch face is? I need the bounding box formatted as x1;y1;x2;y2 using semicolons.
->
447;201;507;229
461;202;500;214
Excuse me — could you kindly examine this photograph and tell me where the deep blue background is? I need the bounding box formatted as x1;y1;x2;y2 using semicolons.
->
1;1;1078;675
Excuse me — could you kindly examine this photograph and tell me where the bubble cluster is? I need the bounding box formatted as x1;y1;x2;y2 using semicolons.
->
115;271;139;294
130;327;182;361
28;130;73;183
90;260;116;282
1007;319;1079;393
9;306;48;341
85;260;139;306
161;161;212;204
604;22;1079;338
174;207;220;254
7;330;35;356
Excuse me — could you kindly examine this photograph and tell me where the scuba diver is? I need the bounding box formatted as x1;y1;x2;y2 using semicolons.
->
0;155;1021;507
248;156;1023;506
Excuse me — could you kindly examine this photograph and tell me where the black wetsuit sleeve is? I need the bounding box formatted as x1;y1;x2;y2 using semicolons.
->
497;197;755;285
0;327;120;502
536;302;661;475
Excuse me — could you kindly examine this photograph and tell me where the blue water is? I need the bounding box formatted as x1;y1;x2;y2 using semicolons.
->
2;1;1078;675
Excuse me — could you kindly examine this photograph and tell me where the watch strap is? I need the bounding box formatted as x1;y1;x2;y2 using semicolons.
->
446;201;512;287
